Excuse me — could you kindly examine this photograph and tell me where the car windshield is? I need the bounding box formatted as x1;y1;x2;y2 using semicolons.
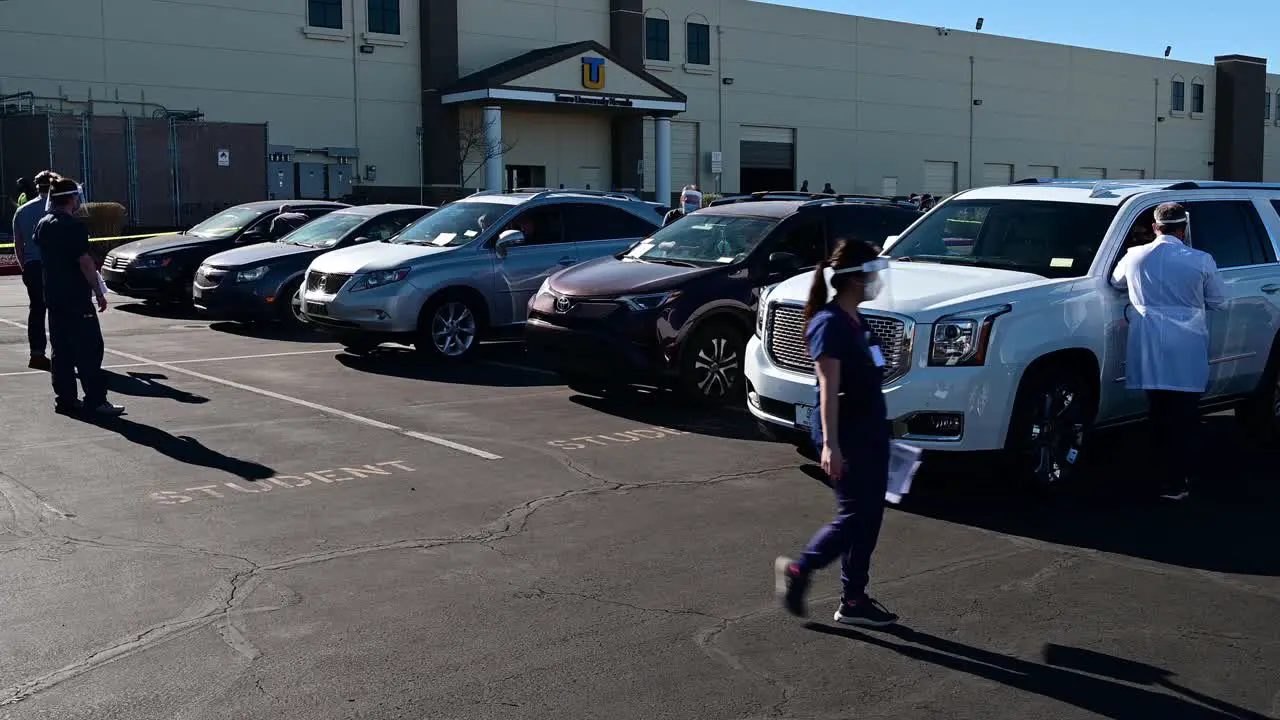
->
187;207;264;239
623;214;778;266
884;199;1120;278
393;201;510;247
279;213;366;248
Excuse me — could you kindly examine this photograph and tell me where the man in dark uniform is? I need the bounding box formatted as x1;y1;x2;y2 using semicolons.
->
12;170;59;370
34;177;124;416
269;204;310;237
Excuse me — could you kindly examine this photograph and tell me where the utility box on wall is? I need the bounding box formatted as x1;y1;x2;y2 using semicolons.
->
267;145;296;200
326;163;353;200
296;163;326;199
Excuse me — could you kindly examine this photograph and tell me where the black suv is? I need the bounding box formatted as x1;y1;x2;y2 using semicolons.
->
526;193;921;402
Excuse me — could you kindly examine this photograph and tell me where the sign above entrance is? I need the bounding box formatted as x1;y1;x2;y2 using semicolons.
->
555;93;633;108
581;57;606;90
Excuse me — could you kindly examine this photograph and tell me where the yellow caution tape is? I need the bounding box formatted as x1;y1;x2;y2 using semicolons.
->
0;232;161;251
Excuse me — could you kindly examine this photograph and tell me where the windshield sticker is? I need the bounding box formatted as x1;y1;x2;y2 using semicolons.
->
463;230;478;237
690;224;716;231
716;257;734;264
431;232;457;246
1049;257;1074;268
629;242;654;257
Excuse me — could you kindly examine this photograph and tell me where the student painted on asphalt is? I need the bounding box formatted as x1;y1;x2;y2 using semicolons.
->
34;177;124;417
776;238;898;628
11;170;59;370
1111;201;1226;501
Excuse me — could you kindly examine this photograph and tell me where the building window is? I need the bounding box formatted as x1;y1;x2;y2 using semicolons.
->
686;22;710;65
1191;82;1204;113
368;0;399;34
308;0;343;29
1267;91;1273;121
1170;79;1185;112
646;16;670;61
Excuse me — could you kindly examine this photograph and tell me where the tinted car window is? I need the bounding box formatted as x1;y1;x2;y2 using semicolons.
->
562;203;658;242
769;216;827;267
828;206;919;247
356;210;427;243
502;205;565;246
624;214;778;266
886;200;1118;278
1182;201;1266;269
187;207;264;239
395;201;509;247
279;212;367;248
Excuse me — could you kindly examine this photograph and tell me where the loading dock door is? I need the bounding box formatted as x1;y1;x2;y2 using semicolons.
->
923;161;957;197
643;119;699;201
1078;167;1107;180
1114;168;1146;179
981;163;1014;187
739;125;794;194
1026;164;1059;180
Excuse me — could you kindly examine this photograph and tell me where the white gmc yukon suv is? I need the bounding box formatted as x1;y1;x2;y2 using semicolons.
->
745;180;1280;485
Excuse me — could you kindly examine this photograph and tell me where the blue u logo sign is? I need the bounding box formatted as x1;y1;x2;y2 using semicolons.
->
581;57;606;90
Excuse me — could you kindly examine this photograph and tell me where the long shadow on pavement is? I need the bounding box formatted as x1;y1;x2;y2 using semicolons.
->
105;370;210;404
113;301;204;321
81;414;274;480
334;343;561;388
901;415;1280;576
208;320;332;344
805;623;1270;719
568;390;782;443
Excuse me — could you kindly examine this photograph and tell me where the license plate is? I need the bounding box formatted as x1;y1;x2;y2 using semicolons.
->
305;302;328;316
795;404;816;429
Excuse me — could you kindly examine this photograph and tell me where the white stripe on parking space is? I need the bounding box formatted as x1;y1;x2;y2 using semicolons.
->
0;349;337;378
0;318;502;460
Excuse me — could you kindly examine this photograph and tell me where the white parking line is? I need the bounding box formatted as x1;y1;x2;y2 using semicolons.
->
0;348;336;378
0;318;503;461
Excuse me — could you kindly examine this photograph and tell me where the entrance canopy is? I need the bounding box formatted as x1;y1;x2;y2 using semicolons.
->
441;40;687;114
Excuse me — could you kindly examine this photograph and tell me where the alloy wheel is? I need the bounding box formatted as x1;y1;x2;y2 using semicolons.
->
289;287;306;325
692;335;741;399
431;301;477;357
1025;382;1086;485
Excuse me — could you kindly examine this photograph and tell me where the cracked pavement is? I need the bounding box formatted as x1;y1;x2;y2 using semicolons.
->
0;278;1278;719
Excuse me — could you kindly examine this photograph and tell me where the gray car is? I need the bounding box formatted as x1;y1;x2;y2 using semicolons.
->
300;189;663;360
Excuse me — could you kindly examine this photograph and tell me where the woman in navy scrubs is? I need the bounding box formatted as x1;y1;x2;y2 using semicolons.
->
776;238;897;627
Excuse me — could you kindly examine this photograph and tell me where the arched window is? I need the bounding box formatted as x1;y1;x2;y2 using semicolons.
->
644;9;670;62
685;13;711;65
1170;74;1186;113
1190;77;1205;114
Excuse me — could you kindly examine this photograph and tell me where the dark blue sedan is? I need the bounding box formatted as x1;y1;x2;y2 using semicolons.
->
192;204;434;325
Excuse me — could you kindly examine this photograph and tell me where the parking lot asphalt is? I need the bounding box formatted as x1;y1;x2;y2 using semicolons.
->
0;276;1277;720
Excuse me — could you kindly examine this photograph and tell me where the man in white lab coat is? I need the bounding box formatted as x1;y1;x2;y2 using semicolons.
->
1112;202;1227;500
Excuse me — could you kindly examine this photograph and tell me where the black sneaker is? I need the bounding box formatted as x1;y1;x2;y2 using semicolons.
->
87;402;126;417
774;556;810;618
833;597;898;627
1159;479;1190;502
54;399;84;415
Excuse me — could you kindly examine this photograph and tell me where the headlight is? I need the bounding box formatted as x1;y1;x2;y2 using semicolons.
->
235;266;268;283
928;304;1010;366
619;291;680;311
349;267;410;293
535;277;554;301
132;255;170;269
755;288;771;337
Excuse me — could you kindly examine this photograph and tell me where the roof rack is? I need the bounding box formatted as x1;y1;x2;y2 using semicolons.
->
468;187;641;202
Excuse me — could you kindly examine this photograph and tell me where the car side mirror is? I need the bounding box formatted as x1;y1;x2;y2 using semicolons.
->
769;251;800;270
239;230;267;243
496;230;525;256
351;236;371;245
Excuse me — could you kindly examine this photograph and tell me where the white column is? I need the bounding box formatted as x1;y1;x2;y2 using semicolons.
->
654;115;672;206
483;106;503;193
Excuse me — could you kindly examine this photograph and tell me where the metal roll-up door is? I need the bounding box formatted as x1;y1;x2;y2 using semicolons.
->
981;163;1014;187
923;161;957;197
1078;167;1107;180
1115;168;1146;179
739;125;794;168
643;119;700;194
1026;164;1058;179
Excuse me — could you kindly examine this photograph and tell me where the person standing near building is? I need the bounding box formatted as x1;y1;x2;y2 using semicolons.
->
15;177;36;208
34;177;123;416
822;182;835;195
1111;202;1226;501
775;238;898;627
12;171;60;370
662;185;703;227
800;180;810;193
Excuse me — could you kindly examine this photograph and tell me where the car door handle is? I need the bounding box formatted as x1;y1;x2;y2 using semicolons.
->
1262;284;1280;295
558;257;575;266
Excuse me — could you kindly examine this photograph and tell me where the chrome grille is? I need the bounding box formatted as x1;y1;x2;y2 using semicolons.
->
306;271;351;294
103;254;131;271
765;304;911;383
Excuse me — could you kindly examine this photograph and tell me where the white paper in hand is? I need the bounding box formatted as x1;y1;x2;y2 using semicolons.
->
885;441;923;504
96;271;108;298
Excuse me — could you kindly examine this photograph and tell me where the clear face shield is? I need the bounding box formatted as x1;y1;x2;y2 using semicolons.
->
680;191;703;215
1155;211;1191;248
830;256;892;309
45;185;86;215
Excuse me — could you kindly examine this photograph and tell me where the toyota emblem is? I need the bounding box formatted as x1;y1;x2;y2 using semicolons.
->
554;295;572;313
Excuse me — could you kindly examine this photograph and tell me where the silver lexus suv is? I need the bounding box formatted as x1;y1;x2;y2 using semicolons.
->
300;189;663;360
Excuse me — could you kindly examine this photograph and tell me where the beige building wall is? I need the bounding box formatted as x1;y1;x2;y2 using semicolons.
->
458;107;612;192
1266;72;1280;182
0;0;421;191
457;0;610;77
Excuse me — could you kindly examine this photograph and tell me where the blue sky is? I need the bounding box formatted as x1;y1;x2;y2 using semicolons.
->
765;1;1275;64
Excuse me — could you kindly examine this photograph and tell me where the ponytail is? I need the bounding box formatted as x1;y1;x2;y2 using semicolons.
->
803;263;829;324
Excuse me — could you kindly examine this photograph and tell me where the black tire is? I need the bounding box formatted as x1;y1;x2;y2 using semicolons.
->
415;293;482;362
278;278;306;327
1003;364;1097;490
1236;339;1280;444
679;322;746;404
333;332;379;355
